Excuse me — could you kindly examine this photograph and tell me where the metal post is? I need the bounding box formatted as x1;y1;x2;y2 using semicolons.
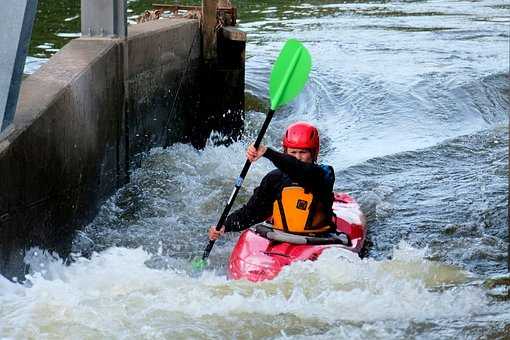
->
0;0;38;132
81;0;129;185
81;0;127;38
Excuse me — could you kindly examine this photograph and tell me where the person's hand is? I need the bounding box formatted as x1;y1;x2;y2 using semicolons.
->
208;225;225;240
246;143;267;163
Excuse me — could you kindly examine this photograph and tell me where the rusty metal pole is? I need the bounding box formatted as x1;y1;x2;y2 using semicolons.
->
202;0;218;62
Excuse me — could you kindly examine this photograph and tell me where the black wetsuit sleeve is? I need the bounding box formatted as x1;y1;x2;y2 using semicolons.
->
263;147;334;192
223;172;278;232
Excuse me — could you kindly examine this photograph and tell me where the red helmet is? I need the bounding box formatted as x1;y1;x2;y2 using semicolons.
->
282;121;320;157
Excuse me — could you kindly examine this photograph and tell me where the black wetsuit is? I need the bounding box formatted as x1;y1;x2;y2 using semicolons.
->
224;147;335;233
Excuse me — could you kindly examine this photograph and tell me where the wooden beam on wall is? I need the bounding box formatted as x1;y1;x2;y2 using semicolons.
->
202;0;219;62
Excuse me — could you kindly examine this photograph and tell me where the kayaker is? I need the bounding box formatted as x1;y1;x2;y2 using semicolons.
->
208;121;335;240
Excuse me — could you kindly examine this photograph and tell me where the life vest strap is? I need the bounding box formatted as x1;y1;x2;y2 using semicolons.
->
276;198;289;233
304;196;317;230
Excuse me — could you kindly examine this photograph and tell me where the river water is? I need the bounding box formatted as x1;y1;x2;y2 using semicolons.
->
3;0;509;338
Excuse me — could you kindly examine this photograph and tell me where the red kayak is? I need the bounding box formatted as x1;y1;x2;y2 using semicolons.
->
228;192;367;282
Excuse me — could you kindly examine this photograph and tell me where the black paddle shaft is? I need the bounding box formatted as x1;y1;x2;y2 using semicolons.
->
202;109;275;260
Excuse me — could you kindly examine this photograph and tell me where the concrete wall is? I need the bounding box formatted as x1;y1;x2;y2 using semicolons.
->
127;19;201;157
0;18;245;280
201;29;246;147
0;38;126;280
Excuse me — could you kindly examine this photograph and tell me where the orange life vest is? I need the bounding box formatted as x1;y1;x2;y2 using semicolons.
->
272;186;333;234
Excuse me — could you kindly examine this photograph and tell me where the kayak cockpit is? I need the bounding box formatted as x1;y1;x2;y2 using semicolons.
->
227;192;367;282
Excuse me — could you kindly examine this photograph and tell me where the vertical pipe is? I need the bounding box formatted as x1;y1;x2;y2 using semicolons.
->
119;1;130;186
80;0;129;184
81;0;127;38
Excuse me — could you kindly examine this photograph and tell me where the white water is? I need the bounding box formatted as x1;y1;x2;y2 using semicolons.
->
1;242;497;339
8;0;508;338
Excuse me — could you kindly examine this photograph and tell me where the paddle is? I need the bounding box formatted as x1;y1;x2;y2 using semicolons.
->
191;39;312;270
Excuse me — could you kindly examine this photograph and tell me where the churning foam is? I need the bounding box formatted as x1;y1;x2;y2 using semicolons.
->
0;242;493;338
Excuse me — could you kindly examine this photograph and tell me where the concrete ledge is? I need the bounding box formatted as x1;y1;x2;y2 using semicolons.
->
126;18;201;155
221;27;247;42
128;18;199;76
0;18;245;280
0;38;125;279
0;19;202;280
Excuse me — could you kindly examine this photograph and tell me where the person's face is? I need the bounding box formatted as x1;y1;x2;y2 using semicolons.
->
286;148;314;163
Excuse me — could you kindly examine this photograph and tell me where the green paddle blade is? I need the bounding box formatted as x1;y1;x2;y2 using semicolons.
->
191;257;208;271
269;39;312;110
